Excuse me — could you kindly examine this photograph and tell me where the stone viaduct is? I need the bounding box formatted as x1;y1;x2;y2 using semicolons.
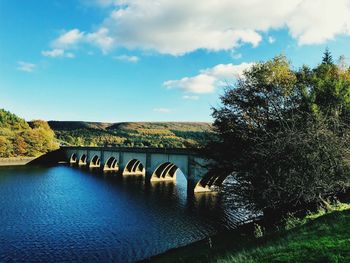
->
60;146;222;193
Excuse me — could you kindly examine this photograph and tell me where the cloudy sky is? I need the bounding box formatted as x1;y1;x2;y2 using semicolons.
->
1;0;350;122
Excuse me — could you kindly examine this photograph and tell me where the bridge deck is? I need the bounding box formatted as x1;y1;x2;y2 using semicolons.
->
61;146;200;156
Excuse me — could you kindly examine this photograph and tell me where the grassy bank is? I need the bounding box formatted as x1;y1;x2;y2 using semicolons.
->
0;157;36;166
146;204;350;263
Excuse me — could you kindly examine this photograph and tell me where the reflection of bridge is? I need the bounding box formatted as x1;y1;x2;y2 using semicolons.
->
62;146;213;193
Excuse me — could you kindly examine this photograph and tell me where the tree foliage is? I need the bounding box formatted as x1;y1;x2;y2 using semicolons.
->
205;52;350;217
322;48;333;65
0;109;59;157
50;121;213;148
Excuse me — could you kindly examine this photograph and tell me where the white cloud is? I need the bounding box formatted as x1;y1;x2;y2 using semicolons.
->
164;62;253;94
202;63;252;79
183;95;199;100
86;27;114;53
56;0;350;56
287;0;350;44
41;49;75;58
53;29;84;48
42;49;64;57
153;108;172;113
268;36;276;44
164;74;216;94
52;28;114;54
17;61;36;72
114;54;139;62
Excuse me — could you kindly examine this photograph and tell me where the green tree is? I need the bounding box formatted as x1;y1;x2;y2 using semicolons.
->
204;55;350;221
0;109;59;157
322;48;333;65
302;51;350;122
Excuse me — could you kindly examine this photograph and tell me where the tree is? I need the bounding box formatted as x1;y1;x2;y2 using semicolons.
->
204;55;350;221
0;136;13;157
306;52;350;122
337;55;348;71
0;110;59;158
14;134;28;156
322;48;333;65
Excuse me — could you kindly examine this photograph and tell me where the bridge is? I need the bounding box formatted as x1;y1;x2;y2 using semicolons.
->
58;146;221;193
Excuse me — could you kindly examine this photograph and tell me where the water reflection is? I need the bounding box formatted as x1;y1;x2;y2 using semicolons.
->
79;164;251;229
0;165;251;262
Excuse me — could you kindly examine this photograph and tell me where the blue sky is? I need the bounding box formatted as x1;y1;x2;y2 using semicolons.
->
1;0;350;122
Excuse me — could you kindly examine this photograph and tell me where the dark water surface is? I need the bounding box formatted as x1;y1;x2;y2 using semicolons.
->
0;165;249;262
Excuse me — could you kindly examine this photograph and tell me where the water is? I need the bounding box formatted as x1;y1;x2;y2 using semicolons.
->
0;165;250;262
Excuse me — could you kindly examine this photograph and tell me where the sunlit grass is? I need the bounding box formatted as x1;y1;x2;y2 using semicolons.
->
213;202;350;263
150;202;350;263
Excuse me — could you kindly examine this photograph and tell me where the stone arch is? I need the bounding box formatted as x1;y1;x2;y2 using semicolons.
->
123;159;145;175
193;172;228;193
103;156;118;172
89;155;100;168
79;154;87;166
70;153;78;164
150;162;178;182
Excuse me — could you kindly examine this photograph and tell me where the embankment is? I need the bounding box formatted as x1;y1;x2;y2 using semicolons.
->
0;149;66;167
0;157;36;166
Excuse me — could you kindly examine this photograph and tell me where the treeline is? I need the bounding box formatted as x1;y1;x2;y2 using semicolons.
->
0;109;59;157
205;50;350;221
49;121;212;148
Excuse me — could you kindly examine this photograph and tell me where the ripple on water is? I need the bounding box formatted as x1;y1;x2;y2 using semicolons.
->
0;165;251;262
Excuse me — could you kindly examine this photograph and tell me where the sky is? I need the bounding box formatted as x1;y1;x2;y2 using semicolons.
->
1;0;350;122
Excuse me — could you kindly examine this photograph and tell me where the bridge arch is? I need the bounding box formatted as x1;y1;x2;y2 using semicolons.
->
192;172;229;193
89;155;100;168
79;154;87;166
123;159;145;175
103;156;118;172
70;153;78;164
150;162;178;182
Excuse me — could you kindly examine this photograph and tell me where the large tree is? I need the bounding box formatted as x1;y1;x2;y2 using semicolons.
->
205;54;350;220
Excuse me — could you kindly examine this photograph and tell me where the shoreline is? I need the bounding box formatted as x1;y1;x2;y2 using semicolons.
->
0;157;37;167
142;207;350;263
140;220;258;263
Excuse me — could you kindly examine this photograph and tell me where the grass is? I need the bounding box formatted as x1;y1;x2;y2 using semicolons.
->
145;202;350;263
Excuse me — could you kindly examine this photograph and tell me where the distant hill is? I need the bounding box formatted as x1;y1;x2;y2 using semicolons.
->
0;109;59;157
48;121;213;148
48;121;111;131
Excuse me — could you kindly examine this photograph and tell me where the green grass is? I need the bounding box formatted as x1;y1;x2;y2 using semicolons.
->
146;204;350;263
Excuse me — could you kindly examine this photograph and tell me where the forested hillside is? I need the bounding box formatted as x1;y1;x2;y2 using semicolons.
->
0;109;59;157
0;108;212;159
49;121;213;148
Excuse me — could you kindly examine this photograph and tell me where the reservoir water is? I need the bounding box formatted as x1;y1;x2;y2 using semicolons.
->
0;165;250;262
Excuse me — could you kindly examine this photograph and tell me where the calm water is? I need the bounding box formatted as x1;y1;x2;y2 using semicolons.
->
0;165;250;262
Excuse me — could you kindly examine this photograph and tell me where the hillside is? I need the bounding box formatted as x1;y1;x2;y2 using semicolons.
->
49;121;213;148
0;109;59;157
